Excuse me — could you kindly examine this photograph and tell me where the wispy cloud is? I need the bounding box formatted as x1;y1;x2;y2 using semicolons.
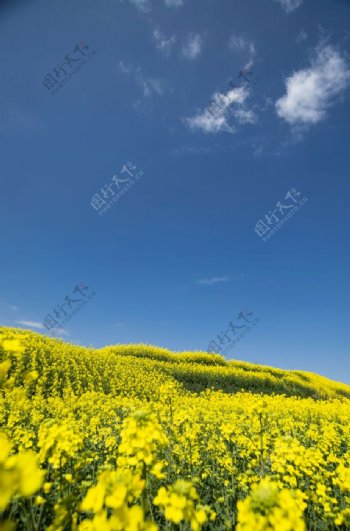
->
126;0;151;13
274;0;303;13
296;29;308;44
14;320;69;337
119;61;165;97
164;0;183;6
153;28;177;56
125;0;184;11
184;84;256;134
197;276;229;285
0;301;18;312
228;34;255;59
55;329;70;337
275;44;350;130
182;34;203;60
15;320;45;330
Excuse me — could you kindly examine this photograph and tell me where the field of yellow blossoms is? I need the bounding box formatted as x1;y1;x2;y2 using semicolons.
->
1;326;350;530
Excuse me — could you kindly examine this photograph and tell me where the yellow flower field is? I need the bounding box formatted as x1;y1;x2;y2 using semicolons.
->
0;326;350;530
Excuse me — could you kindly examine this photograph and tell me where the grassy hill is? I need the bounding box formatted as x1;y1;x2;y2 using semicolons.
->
1;326;349;401
1;326;350;530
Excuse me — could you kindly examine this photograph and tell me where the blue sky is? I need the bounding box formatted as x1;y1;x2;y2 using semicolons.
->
1;0;350;383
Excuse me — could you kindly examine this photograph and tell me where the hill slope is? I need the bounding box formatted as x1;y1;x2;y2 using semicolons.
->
1;326;350;530
1;326;349;400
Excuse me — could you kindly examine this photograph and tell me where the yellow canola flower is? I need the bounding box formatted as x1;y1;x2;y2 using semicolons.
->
237;479;306;531
79;505;157;531
80;469;155;530
1;327;350;529
117;411;168;476
334;462;350;492
0;432;44;511
24;370;39;385
0;359;11;378
1;339;24;354
38;419;83;468
154;480;215;530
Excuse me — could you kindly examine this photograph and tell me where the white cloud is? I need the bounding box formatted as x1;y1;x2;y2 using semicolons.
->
119;61;131;74
182;34;203;60
274;0;303;13
296;29;308;44
276;45;350;128
185;84;256;134
164;0;183;6
119;61;165;97
153;28;177;56
125;0;184;11
197;277;229;285
15;320;45;330
0;301;18;311
54;329;70;337
228;34;255;58
126;0;151;12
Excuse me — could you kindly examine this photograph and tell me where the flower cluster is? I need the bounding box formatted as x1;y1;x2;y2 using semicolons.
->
0;432;43;511
237;479;306;531
154;480;215;530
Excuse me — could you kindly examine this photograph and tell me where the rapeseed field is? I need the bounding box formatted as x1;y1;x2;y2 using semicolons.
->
1;326;350;530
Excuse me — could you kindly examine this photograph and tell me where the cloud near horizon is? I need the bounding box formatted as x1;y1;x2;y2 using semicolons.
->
197;276;229;285
15;320;45;329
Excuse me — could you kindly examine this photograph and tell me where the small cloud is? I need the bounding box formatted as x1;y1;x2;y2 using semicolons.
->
113;322;125;327
197;276;229;285
119;61;166;97
153;28;177;57
55;329;70;337
184;84;256;134
119;61;131;74
45;327;70;338
164;0;183;6
228;34;256;77
296;29;308;44
15;320;45;330
0;301;18;311
126;0;151;12
275;44;350;130
274;0;303;13
228;34;255;59
182;34;203;60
